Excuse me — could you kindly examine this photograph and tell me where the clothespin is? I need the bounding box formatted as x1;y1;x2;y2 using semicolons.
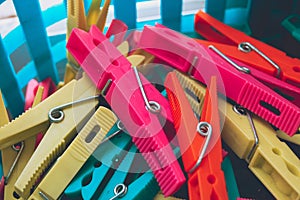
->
196;40;300;108
221;101;300;200
154;193;183;200
87;0;111;31
276;130;300;146
29;106;117;200
0;74;99;198
67;25;185;196
1;85;44;200
63;124;160;200
165;72;228;200
194;10;300;88
138;25;300;136
0;90;8;200
172;71;300;200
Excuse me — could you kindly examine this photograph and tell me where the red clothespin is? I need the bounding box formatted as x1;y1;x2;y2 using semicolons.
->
196;40;300;108
138;25;300;136
165;72;228;200
194;10;300;88
66;25;185;196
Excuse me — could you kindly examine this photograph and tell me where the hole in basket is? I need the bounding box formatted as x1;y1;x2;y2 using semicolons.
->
185;88;201;103
259;101;281;116
207;175;216;184
85;125;101;143
82;173;93;186
293;66;300;72
272;148;281;155
13;191;20;199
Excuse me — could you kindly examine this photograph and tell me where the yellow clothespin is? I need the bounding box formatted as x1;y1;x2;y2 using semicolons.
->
174;71;300;200
87;0;111;32
29;106;117;200
13;74;99;199
117;41;129;57
132;49;156;73
62;0;89;86
0;74;98;198
276;130;300;146
221;103;300;200
1;87;44;200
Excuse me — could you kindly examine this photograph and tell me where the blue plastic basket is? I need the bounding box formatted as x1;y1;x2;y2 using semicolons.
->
0;0;204;118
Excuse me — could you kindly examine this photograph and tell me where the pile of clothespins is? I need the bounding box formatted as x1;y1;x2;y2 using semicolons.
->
0;0;300;200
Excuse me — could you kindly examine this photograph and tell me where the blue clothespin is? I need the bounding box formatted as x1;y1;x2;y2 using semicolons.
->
161;0;182;31
63;124;160;200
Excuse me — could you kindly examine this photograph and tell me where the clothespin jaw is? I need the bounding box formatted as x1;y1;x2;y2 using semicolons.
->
29;106;117;200
67;25;185;196
138;24;300;136
63;125;159;200
2;85;44;200
195;40;300;108
165;72;228;200
194;10;300;87
222;101;300;199
0;73;97;150
63;124;133;199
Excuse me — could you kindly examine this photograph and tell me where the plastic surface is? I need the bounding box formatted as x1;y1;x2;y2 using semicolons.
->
138;25;300;136
196;39;300;108
63;125;159;200
14;74;98;199
165;72;228;200
29;106;117;200
221;98;300;200
194;10;300;88
67;25;185;196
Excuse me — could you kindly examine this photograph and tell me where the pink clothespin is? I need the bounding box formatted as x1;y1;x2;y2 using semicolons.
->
66;25;185;196
138;25;300;136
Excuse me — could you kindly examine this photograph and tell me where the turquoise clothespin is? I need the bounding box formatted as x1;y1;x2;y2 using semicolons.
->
222;156;240;200
114;0;137;29
63;123;160;200
282;14;300;42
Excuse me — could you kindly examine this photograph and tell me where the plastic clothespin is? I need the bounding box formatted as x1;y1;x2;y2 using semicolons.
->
0;74;98;198
138;25;300;136
221;100;300;200
165;72;228;200
276;130;300;146
282;14;300;42
1;85;45;200
87;0;111;31
194;10;300;88
24;78;57;147
64;0;89;85
63;124;160;200
196;40;300;108
154;193;183;200
29;106;117;200
67;25;185;196
172;71;300;200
